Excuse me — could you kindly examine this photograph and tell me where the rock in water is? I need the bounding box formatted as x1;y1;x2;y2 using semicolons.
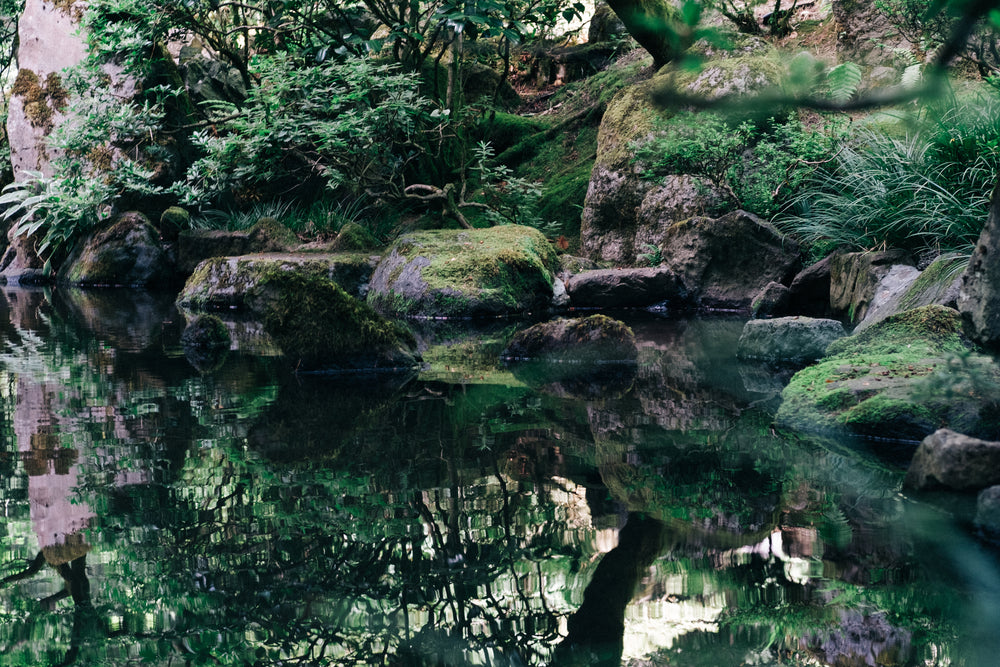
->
367;226;558;318
737;317;846;363
904;429;1000;491
60;212;172;287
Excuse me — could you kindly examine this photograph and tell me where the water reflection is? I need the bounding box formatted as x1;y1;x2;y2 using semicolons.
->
0;288;997;666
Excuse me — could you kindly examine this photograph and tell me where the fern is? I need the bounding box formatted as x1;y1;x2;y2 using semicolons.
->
825;62;862;102
638;243;663;266
901;63;923;89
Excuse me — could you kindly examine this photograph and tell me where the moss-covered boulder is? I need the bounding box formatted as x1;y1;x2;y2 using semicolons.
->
176;253;379;310
829;249;915;325
254;271;419;372
856;252;965;332
367;225;558;318
580;45;781;264
776;305;1000;443
60;211;173;287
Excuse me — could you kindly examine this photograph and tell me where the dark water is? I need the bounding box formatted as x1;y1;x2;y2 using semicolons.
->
0;287;998;666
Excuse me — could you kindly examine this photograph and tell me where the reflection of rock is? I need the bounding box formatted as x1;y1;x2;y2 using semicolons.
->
511;360;637;400
802;611;912;667
55;287;178;352
247;373;415;463
975;486;1000;534
181;315;231;373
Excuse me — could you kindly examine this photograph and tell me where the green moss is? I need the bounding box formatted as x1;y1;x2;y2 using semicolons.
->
255;270;416;369
474;112;550;154
181;314;231;349
332;221;379;251
898;253;966;312
11;69;71;132
777;305;1000;441
374;225;558;317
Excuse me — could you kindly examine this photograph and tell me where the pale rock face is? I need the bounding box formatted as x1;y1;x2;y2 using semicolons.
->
7;0;89;178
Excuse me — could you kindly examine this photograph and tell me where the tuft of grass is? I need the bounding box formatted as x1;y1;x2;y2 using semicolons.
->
777;93;1000;260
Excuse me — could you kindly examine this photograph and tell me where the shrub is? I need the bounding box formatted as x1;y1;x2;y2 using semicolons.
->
634;111;843;218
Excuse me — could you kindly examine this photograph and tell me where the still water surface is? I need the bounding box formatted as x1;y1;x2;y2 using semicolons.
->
0;287;998;666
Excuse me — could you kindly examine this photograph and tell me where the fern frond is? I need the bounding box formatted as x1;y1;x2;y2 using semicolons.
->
826;62;862;102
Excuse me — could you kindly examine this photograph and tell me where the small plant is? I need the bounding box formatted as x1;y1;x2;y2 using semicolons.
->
638;243;663;266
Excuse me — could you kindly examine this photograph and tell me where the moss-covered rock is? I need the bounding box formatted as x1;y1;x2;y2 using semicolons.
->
254;271;419;372
776;305;1000;443
177;253;380;311
580;49;782;264
503;314;638;362
159;206;190;241
331;221;380;251
367;225;558;318
59;211;173;287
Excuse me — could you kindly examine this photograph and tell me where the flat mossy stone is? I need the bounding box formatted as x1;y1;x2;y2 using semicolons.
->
776;305;1000;443
367;225;559;318
177;253;380;311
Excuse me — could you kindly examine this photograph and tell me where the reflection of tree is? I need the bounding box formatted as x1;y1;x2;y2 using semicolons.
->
553;513;667;666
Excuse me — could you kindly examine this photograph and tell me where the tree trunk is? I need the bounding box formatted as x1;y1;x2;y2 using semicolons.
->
604;0;687;69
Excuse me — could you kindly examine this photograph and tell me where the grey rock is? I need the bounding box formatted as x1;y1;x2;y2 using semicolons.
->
853;264;921;332
659;210;801;310
737;316;847;363
829;250;914;324
177;253;379;312
959;186;1000;348
904;429;1000;491
787;254;835;317
857;253;965;332
751;281;790;318
565;266;688;308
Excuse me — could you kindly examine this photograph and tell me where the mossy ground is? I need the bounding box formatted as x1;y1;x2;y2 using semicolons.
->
777;305;1000;441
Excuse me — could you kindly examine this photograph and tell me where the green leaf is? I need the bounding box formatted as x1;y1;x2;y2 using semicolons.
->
826;62;862;102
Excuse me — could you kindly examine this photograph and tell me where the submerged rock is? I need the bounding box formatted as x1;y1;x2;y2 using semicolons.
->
776;305;1000;444
502;314;638;362
60;211;172;287
975;486;1000;534
737;316;846;363
904;429;1000;491
503;315;639;399
367;225;558;318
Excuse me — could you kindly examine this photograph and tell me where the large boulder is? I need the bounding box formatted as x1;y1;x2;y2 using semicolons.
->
367;226;558;318
856;252;965;332
833;0;914;68
776;305;1000;443
176;253;379;310
737;317;847;364
904;429;1000;491
829;250;914;325
580;45;780;265
959;184;1000;349
59;212;173;287
786;255;836;318
502;314;638;362
658;210;801;310
565;266;688;309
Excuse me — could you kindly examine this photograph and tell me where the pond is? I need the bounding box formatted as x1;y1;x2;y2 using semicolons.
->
0;286;998;666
